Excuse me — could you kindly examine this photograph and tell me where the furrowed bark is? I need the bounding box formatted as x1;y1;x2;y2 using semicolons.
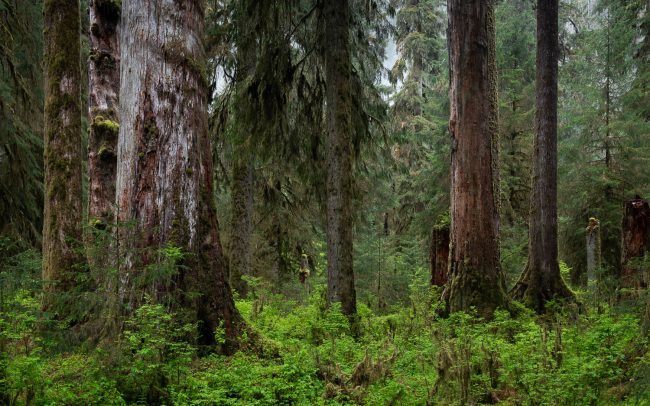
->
116;0;243;349
42;0;84;314
510;0;574;312
88;0;121;230
621;197;650;289
323;0;357;320
446;0;508;317
430;223;450;287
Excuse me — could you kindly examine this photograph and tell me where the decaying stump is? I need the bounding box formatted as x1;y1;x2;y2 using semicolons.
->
586;217;601;282
430;223;450;286
621;196;650;288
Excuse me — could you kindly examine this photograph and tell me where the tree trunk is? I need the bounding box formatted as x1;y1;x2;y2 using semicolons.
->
88;0;120;230
586;217;601;283
430;224;449;286
621;197;650;288
116;0;242;349
446;0;508;317
42;0;84;313
323;0;357;319
510;0;574;312
229;160;254;297
228;2;256;297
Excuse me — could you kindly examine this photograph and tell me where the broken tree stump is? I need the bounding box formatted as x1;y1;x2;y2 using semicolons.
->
430;222;450;286
586;217;601;282
621;196;650;288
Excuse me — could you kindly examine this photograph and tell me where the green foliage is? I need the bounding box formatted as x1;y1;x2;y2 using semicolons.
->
118;297;196;403
0;241;648;404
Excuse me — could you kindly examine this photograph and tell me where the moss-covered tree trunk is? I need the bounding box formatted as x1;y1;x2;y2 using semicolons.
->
116;0;243;349
446;0;508;317
323;0;357;320
510;0;574;312
88;0;121;230
621;197;650;288
42;0;84;313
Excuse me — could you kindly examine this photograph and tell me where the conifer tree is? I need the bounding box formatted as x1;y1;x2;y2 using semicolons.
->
511;0;575;311
116;0;243;348
42;0;84;312
446;0;508;316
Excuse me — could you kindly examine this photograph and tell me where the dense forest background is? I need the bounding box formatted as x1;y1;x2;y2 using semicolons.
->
1;0;649;404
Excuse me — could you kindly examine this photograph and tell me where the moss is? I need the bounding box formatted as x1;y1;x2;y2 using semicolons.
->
92;116;120;137
185;168;194;176
98;143;116;160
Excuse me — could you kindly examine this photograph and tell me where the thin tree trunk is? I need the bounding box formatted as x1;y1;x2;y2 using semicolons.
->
586;217;601;283
323;0;357;320
446;0;508;317
116;0;242;349
42;0;84;313
88;0;120;230
621;197;650;288
510;0;574;312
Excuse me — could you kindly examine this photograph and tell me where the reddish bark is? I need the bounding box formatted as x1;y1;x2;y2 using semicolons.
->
87;0;120;228
446;0;508;316
621;197;650;288
430;225;450;286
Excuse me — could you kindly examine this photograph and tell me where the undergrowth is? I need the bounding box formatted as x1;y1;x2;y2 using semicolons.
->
1;241;648;405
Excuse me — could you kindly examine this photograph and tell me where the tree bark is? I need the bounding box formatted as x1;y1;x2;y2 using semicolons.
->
88;0;121;229
229;159;254;297
323;0;357;320
42;0;84;313
510;0;574;312
586;217;601;282
621;197;650;288
116;0;242;348
430;224;449;286
446;0;508;317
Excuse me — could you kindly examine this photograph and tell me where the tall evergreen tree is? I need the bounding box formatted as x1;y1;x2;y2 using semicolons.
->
87;0;120;231
511;0;575;311
323;0;357;319
116;0;243;348
446;0;508;317
42;0;84;312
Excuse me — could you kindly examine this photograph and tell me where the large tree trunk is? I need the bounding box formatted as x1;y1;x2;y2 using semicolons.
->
88;0;120;230
621;197;650;288
446;0;508;317
323;0;357;320
510;0;574;312
430;224;449;286
116;0;242;349
42;0;84;313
